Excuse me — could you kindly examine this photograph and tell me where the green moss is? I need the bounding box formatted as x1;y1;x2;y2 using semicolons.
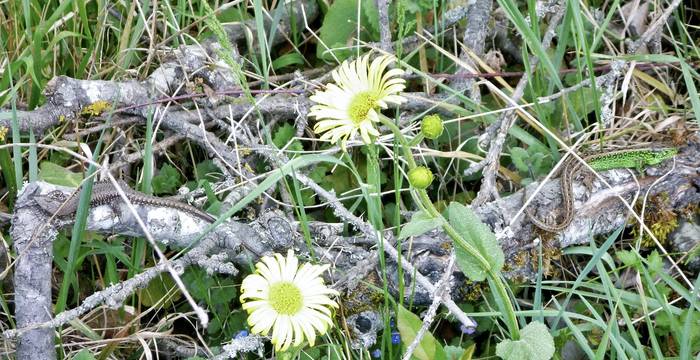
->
459;281;486;301
632;193;679;247
342;276;383;316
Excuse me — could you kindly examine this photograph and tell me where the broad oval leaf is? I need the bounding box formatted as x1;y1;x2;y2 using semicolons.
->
317;0;378;61
398;211;445;240
71;349;97;360
496;321;555;360
447;202;504;281
39;162;83;187
396;305;448;360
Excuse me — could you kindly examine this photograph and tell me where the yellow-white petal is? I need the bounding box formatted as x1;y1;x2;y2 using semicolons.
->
309;53;406;146
239;250;339;352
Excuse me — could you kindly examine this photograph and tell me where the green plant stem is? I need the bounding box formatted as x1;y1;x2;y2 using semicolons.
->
408;133;425;147
379;116;417;168
378;115;520;340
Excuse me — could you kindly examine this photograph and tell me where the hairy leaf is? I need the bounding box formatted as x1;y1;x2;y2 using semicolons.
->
398;211;445;240
448;202;504;281
496;321;554;360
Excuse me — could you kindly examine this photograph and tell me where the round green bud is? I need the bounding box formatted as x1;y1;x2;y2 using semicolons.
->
408;166;434;189
420;114;443;140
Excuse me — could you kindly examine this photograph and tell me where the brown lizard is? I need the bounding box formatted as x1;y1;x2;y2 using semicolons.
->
34;180;216;223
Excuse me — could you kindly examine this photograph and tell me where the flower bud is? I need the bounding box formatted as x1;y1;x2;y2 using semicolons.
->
408;166;434;189
420;114;443;139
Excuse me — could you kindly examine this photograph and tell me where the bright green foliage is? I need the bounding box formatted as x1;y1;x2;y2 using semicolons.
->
445;344;476;360
496;322;554;360
152;163;181;195
273;123;304;153
195;160;223;183
510;146;551;184
448;202;504;281
39;162;83;187
71;349;97;360
396;305;448;360
183;267;242;341
656;310;700;353
317;0;378;61
616;250;640;268
402;0;436;13
398;210;445;240
271;53;305;71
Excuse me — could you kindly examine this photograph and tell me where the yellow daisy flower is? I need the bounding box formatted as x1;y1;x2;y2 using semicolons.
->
309;53;407;145
240;250;339;351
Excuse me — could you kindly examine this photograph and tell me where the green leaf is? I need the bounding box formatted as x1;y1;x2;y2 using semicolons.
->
646;250;663;274
208;317;222;335
324;166;355;196
71;349;96;360
398;211;445;240
680;61;700;127
510;147;530;173
562;86;596;122
396;305;448;360
529;153;546;174
453;245;484;282
217;6;249;22
447;202;504;281
39;162;83;187
317;0;356;61
297;164;329;206
402;0;434;13
616;250;639;268
299;347;321;360
195;160;223;183
140;274;178;307
272;53;305;71
152;163;181;195
445;344;475;360
317;0;376;61
361;0;380;38
272;123;303;152
496;321;555;360
209;278;237;305
183;267;216;301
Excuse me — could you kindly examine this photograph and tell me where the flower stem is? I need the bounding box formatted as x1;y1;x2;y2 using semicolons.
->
378;114;521;340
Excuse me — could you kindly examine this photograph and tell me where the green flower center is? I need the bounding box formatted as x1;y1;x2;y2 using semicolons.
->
269;281;303;315
348;92;377;124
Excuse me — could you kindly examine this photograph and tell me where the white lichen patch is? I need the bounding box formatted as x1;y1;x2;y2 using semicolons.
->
82;202;210;247
86;204;120;231
83;81;106;103
147;66;179;94
143;207;210;247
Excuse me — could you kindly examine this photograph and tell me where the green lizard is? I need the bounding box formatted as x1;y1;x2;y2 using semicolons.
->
525;147;678;232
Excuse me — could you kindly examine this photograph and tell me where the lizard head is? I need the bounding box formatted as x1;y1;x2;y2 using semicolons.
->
35;190;69;214
647;147;678;165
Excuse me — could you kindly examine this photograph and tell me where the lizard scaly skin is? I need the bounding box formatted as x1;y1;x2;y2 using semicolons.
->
524;147;678;232
35;180;216;223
